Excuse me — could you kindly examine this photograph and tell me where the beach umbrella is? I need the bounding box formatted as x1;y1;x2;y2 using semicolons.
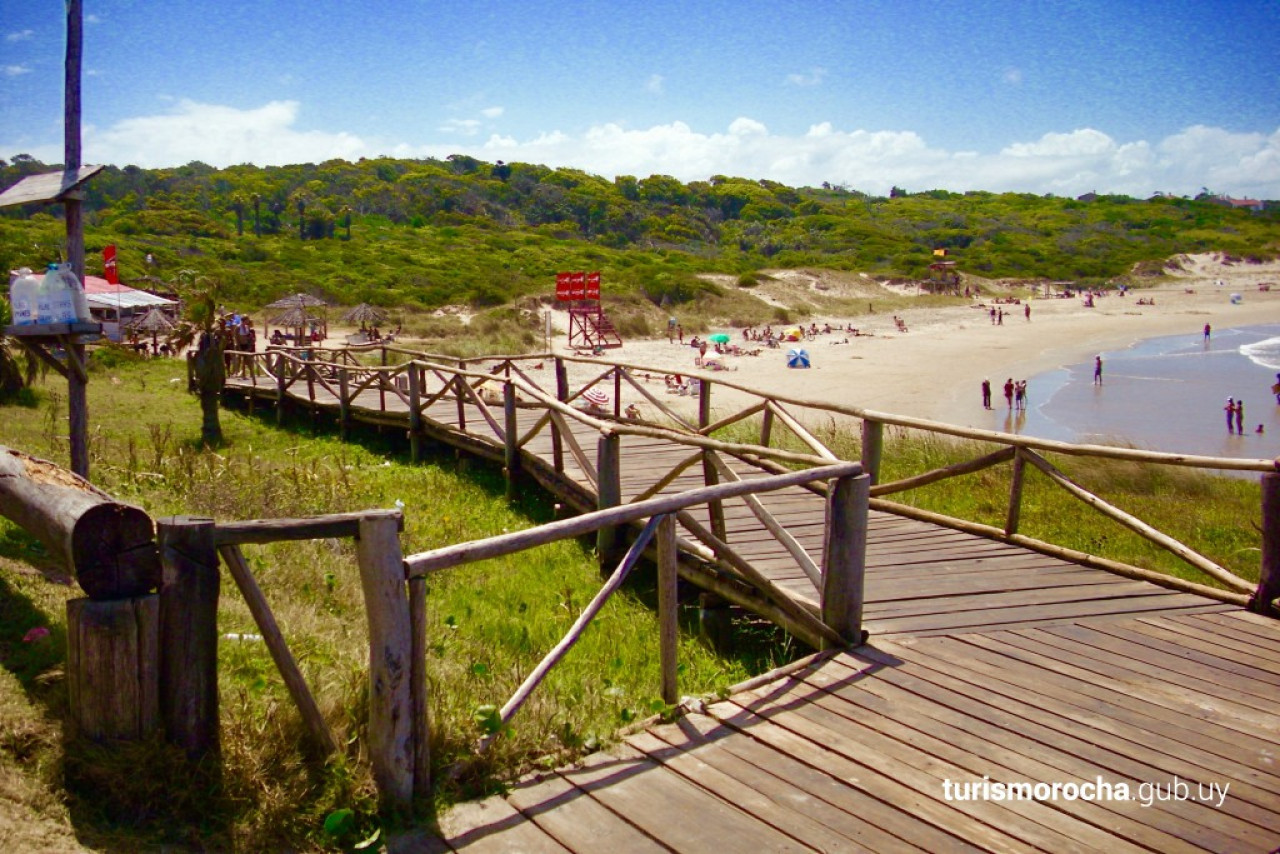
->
126;307;176;351
787;348;810;369
581;388;610;408
266;292;328;310
269;305;320;344
708;333;731;344
784;326;803;342
341;302;388;329
1230;293;1242;305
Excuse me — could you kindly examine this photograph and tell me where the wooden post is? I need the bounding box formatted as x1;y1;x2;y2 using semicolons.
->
338;370;350;441
1254;471;1280;616
65;0;88;479
861;419;883;486
698;384;727;541
157;516;220;758
657;514;679;705
821;473;870;646
276;355;287;425
407;362;423;462
613;368;622;418
760;406;774;447
408;575;431;801
552;357;568;474
354;511;413;809
596;433;622;572
503;381;519;501
66;594;159;741
1006;447;1027;536
455;361;467;431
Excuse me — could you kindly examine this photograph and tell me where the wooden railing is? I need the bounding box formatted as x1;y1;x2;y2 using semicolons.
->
222;344;1280;614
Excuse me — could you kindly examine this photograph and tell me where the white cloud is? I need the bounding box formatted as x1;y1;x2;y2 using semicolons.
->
1002;67;1023;86
4;64;31;76
84;99;366;167
5;98;1277;198
786;67;827;87
6;29;34;42
645;74;664;95
440;118;482;135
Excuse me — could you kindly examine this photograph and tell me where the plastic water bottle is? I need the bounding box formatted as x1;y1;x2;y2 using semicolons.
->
59;265;91;322
39;263;77;324
8;267;37;325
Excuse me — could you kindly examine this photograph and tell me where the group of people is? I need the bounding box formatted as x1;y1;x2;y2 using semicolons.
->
1223;397;1259;435
987;303;1033;325
981;378;1029;410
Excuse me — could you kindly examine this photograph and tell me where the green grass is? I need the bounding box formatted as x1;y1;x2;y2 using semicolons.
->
0;356;780;850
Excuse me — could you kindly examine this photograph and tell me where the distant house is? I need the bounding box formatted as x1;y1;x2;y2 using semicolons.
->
1076;192;1098;203
1213;195;1264;212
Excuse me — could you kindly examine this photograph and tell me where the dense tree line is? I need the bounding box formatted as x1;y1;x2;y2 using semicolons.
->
1;153;1276;311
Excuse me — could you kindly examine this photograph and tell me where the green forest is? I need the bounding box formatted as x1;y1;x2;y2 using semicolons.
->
2;153;1277;314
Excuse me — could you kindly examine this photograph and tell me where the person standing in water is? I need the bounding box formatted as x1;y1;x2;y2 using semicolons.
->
1093;355;1103;385
1225;398;1237;433
981;378;992;409
1204;323;1211;342
1236;398;1245;435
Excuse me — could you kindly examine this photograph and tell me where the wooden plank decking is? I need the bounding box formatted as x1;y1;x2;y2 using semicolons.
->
225;367;1280;852
397;609;1280;853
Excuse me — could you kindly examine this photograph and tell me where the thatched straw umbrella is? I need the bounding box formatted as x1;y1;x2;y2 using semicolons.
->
126;307;176;354
266;293;329;341
340;303;388;332
269;305;321;346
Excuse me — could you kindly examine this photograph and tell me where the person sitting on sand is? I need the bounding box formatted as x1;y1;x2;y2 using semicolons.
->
625;403;641;419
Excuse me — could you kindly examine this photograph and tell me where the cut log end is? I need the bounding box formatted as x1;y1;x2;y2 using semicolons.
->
72;503;160;599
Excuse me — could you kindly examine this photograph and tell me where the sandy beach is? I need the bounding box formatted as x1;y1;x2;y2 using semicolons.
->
546;254;1280;434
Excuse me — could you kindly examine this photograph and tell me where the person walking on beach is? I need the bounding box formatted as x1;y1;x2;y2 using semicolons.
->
1015;380;1027;411
1226;398;1237;433
1093;355;1103;385
1272;372;1280;404
1204;323;1211;343
981;379;992;409
1236;398;1245;435
1003;378;1014;409
1024;303;1031;321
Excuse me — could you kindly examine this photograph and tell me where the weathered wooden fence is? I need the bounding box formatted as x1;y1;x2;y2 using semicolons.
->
224;345;1280;617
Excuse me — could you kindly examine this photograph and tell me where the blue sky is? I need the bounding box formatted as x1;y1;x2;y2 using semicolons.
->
2;1;1278;197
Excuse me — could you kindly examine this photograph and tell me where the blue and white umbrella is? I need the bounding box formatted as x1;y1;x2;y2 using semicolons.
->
787;348;810;368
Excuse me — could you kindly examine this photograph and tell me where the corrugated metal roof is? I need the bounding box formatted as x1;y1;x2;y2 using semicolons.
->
21;272;175;310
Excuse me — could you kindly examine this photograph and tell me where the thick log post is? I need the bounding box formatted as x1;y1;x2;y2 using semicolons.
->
821;473;870;647
760;406;774;447
503;381;519;501
407;362;423;462
1254;471;1280;616
861;419;883;486
657;514;679;705
0;446;159;598
157;516;220;758
1006;447;1027;536
66;594;159;741
552;358;568;474
596;433;622;573
355;510;413;809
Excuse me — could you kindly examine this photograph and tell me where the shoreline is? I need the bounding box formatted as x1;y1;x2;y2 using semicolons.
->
546;256;1280;441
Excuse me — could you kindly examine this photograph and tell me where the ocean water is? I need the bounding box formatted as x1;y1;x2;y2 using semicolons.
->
998;324;1280;462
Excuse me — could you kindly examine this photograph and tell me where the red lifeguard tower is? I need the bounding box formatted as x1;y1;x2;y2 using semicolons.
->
557;271;622;351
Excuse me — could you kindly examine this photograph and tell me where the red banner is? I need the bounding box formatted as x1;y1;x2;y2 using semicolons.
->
556;271;599;301
103;244;119;284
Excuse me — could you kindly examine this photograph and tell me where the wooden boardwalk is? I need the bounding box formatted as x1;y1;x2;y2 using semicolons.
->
224;361;1280;852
